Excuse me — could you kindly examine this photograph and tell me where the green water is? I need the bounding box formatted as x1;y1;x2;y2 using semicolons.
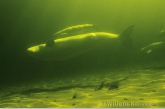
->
1;0;165;107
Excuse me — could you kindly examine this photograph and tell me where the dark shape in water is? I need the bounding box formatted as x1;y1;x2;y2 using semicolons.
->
95;77;127;91
108;81;119;90
46;38;55;47
72;93;77;99
1;85;94;98
95;81;105;91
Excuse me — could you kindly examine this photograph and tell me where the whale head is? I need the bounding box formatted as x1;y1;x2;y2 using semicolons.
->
27;46;40;59
27;42;58;61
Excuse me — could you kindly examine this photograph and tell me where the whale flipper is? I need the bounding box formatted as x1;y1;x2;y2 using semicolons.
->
119;25;134;50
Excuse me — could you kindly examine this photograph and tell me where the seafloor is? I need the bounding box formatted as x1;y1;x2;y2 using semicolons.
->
0;64;165;108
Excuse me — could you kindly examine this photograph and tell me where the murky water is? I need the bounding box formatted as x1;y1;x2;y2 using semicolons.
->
1;0;165;107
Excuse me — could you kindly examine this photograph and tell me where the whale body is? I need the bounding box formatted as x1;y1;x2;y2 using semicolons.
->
27;25;134;61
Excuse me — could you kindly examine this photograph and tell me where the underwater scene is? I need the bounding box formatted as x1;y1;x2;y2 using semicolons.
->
1;0;165;108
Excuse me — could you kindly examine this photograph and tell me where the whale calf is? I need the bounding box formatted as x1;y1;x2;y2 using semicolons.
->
53;24;98;39
27;25;134;61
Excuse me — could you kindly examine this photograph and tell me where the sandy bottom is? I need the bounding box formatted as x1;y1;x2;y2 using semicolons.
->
1;66;165;108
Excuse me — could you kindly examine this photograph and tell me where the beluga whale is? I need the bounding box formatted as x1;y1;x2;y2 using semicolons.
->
140;42;165;54
27;25;134;61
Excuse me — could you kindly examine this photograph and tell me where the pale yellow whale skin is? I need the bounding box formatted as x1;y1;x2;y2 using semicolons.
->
27;25;134;61
27;32;118;61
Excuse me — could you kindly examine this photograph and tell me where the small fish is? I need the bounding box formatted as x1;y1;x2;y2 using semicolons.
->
72;93;77;99
53;24;98;39
108;81;119;90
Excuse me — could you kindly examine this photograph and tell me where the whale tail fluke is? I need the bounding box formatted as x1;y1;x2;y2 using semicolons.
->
119;25;134;50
